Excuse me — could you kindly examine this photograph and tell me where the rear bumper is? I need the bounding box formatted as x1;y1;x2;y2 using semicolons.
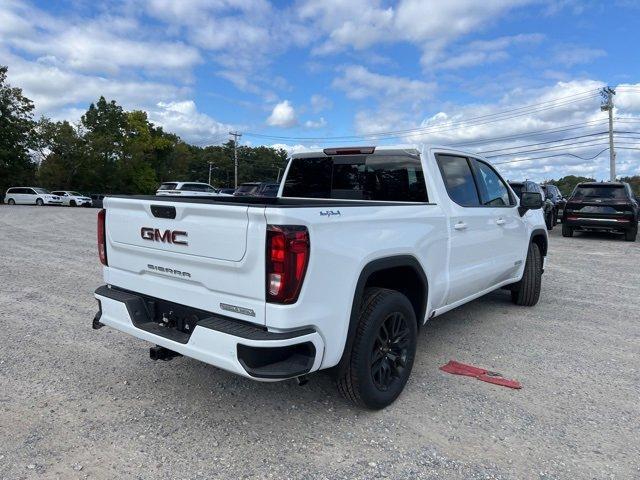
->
564;216;634;231
94;285;324;380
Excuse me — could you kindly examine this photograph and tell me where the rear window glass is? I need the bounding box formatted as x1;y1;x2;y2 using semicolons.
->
573;186;626;199
509;184;523;199
282;155;428;202
158;183;178;190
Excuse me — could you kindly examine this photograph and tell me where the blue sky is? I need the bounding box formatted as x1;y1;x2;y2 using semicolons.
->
1;0;639;181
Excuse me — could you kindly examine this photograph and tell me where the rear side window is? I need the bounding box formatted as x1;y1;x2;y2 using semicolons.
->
6;188;17;194
158;183;178;191
436;155;480;206
282;155;428;202
573;185;626;199
181;183;209;192
471;159;513;207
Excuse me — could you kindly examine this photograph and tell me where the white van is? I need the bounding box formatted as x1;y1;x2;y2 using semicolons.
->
5;187;63;206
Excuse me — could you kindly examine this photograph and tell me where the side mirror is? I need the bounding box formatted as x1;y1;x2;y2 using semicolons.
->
518;191;543;216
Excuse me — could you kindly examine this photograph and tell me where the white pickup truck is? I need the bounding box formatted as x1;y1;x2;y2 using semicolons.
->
94;146;547;409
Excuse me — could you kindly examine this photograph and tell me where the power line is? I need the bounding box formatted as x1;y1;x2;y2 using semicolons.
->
244;89;601;142
493;147;611;165
478;131;609;155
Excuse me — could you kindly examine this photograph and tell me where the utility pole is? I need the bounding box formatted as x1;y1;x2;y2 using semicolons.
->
208;162;213;185
600;86;616;181
229;131;242;188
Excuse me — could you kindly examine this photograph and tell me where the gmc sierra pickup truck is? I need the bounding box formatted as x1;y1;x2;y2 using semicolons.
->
93;146;547;409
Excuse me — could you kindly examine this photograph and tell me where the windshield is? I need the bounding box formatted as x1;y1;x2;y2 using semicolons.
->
158;183;178;191
237;184;260;193
70;191;83;196
573;186;626;199
33;188;51;194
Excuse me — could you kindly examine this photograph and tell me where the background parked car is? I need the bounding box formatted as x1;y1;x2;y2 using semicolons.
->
51;190;93;207
90;194;105;208
541;184;566;224
156;182;225;196
562;182;638;241
218;187;236;195
4;187;62;206
509;180;555;230
234;182;280;197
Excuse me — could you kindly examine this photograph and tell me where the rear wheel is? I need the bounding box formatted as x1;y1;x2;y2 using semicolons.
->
7;198;15;205
36;198;44;206
510;242;542;306
625;225;637;242
336;288;417;409
562;223;573;237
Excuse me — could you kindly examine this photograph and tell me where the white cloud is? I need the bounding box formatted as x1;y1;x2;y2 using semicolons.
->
332;65;436;105
310;94;332;113
304;117;327;129
551;45;606;67
150;101;233;145
267;100;297;127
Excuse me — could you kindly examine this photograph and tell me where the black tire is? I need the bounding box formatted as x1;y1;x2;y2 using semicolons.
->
336;288;418;410
510;242;542;306
562;223;573;237
8;198;15;205
36;198;44;206
70;200;76;207
625;225;637;242
545;211;554;231
553;210;559;225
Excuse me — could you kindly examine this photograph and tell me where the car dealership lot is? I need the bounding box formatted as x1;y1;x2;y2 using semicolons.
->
1;206;638;479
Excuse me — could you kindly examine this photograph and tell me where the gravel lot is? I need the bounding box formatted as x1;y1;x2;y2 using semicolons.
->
1;206;639;479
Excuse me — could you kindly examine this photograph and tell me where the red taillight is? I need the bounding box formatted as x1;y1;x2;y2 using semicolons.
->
97;209;107;266
266;225;309;304
323;146;375;155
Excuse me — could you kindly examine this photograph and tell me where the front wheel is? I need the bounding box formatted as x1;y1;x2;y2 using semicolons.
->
562;223;573;237
545;211;554;231
510;242;542;306
70;200;76;207
36;198;44;206
336;288;417;409
625;225;637;242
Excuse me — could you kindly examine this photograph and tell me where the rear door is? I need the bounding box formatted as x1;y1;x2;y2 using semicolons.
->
104;197;268;324
436;154;501;303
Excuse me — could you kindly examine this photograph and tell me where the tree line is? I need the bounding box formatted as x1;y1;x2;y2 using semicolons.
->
1;64;638;197
0;65;287;196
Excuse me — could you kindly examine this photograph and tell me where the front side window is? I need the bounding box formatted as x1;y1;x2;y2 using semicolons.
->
282;155;428;202
471;159;513;207
436;155;480;207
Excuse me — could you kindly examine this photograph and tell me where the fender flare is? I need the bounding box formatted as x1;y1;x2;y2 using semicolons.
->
529;228;548;256
334;255;428;375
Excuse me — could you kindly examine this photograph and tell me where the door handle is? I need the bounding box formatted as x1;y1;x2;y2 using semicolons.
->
496;218;506;226
454;221;468;230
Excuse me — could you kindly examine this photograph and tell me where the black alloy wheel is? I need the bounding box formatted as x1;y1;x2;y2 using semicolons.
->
371;312;410;391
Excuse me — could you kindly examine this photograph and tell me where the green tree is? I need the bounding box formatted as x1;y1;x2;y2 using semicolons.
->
0;65;37;194
546;175;596;196
619;175;640;195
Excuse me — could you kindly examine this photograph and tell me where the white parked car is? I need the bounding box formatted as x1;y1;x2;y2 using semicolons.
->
5;187;63;206
51;190;93;207
93;145;547;409
156;182;228;196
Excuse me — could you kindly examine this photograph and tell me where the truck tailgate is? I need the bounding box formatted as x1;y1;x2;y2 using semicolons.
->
103;197;267;325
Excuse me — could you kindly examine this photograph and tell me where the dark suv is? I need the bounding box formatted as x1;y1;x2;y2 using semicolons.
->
541;184;566;224
562;182;638;241
509;180;555;230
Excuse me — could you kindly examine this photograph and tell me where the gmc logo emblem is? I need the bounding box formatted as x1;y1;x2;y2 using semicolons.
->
141;227;188;245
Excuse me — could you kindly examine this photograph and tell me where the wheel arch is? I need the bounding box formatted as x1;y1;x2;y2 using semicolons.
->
335;255;428;375
530;228;548;257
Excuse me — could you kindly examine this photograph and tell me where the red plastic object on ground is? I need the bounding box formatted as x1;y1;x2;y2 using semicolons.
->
440;360;522;389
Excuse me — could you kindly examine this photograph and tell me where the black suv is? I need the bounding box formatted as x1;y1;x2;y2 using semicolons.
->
562;182;638;241
541;184;566;225
509;180;555;230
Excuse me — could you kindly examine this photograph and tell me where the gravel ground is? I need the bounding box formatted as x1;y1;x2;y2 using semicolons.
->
1;206;639;480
